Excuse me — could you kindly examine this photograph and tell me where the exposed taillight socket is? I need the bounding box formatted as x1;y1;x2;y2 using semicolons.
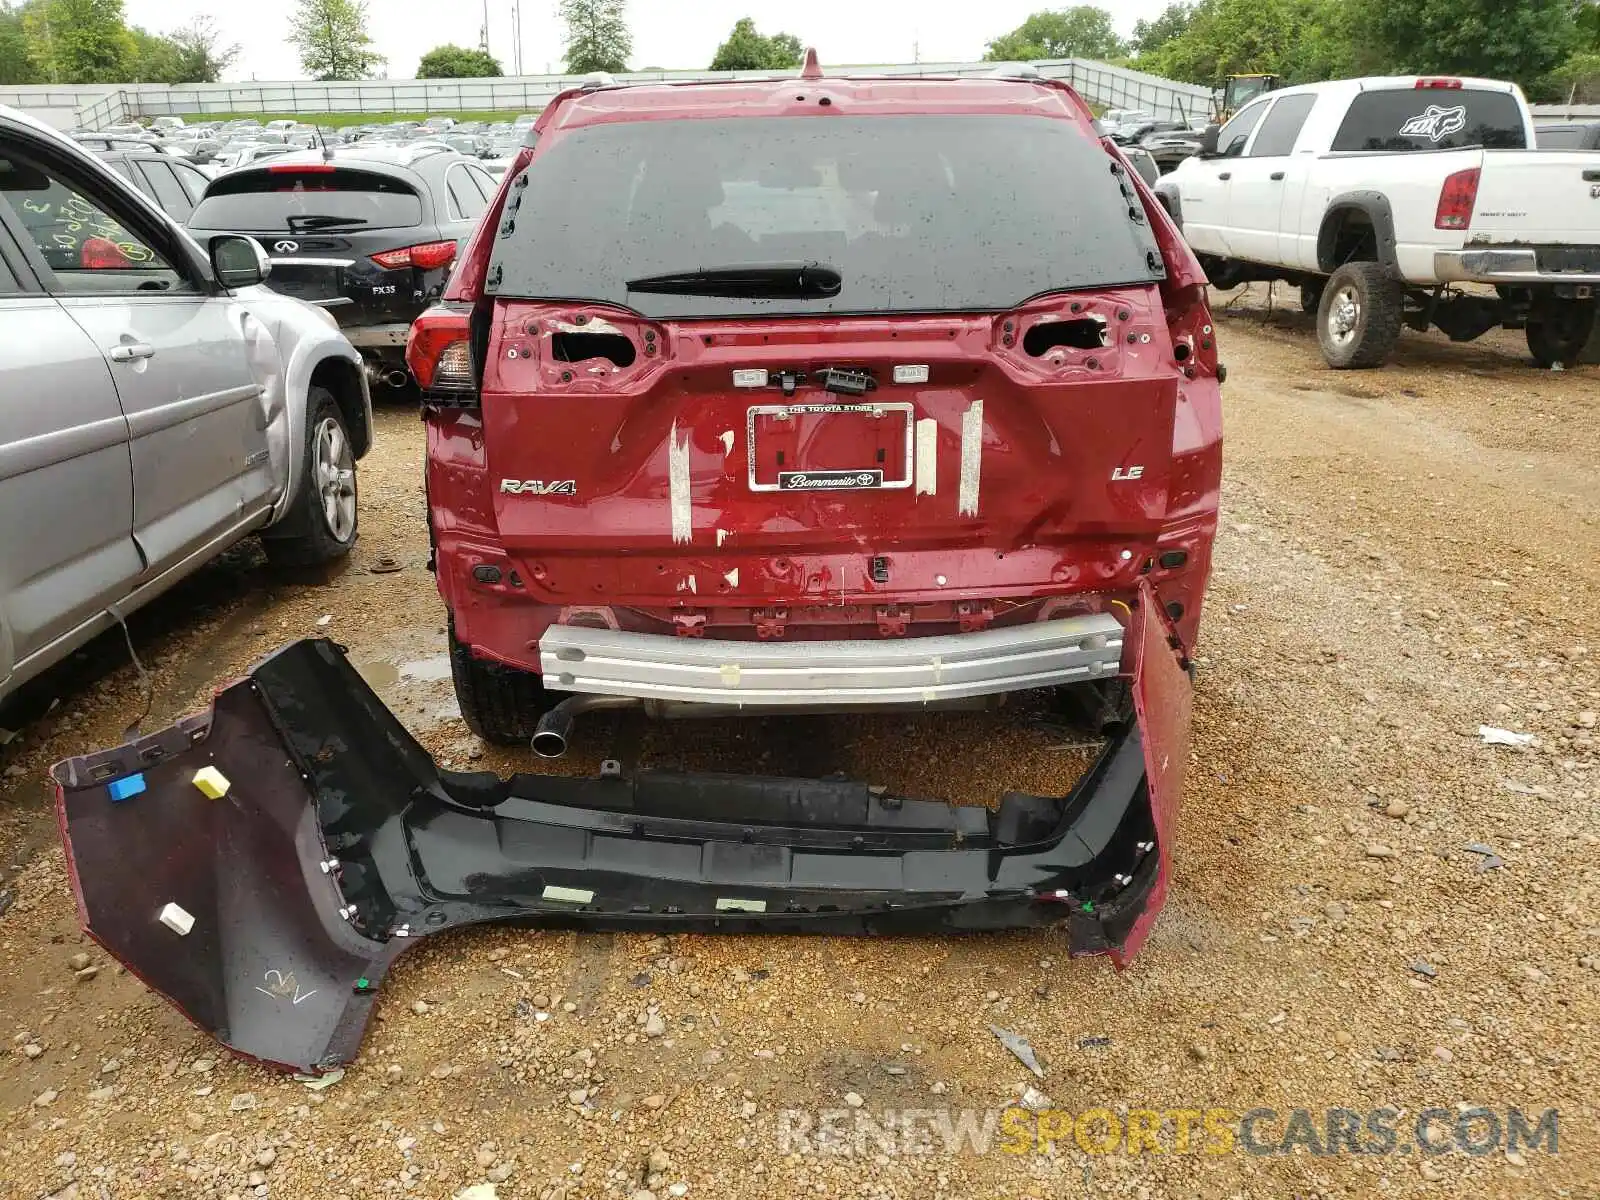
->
407;305;478;404
1159;550;1188;569
472;564;502;584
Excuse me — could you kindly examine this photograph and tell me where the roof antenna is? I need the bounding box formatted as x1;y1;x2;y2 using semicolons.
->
800;48;823;80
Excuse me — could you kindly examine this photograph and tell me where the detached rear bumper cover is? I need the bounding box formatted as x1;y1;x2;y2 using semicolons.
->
52;588;1191;1074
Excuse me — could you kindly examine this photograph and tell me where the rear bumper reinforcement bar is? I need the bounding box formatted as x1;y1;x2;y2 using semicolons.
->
540;612;1126;706
52;586;1190;1074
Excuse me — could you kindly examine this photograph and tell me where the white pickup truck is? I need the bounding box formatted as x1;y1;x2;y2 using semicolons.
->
1154;76;1600;368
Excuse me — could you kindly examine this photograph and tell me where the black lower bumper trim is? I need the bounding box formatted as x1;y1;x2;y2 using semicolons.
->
53;637;1170;1073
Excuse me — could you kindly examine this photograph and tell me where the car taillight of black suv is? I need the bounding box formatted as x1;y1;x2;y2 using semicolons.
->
187;144;501;391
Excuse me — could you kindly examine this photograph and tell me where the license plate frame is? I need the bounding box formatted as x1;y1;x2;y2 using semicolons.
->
745;402;914;494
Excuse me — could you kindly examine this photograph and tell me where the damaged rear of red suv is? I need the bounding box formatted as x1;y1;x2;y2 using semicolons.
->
52;65;1220;1075
414;72;1219;736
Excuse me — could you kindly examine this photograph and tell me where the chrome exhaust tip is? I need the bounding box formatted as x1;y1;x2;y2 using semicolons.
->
531;695;640;758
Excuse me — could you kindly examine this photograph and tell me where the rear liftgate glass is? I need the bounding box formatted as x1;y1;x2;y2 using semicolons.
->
53;585;1190;1073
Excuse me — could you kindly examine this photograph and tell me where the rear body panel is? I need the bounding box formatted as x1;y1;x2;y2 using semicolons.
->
482;293;1178;553
438;279;1218;665
254;231;444;330
52;589;1190;1072
1469;151;1600;247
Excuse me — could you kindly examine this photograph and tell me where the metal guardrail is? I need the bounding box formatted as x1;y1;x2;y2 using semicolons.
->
0;57;1214;130
1530;103;1600;121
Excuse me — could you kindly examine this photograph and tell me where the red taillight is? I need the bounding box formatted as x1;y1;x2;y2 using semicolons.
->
410;240;458;270
372;240;457;271
407;306;476;401
80;236;133;269
1434;167;1480;230
268;162;336;172
1414;78;1463;89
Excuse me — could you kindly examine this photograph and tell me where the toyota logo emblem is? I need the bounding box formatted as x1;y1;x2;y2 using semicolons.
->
273;240;299;253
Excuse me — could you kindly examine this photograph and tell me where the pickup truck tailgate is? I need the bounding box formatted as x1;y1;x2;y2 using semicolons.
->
1474;153;1600;246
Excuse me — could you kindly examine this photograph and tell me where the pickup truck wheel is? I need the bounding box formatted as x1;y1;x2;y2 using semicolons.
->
1525;301;1597;368
448;618;554;743
1300;279;1325;314
262;388;359;567
1317;262;1403;369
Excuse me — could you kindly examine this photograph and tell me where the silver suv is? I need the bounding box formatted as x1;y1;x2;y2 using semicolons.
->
0;106;372;706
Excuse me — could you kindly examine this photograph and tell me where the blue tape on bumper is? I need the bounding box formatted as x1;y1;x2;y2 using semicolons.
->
106;774;146;803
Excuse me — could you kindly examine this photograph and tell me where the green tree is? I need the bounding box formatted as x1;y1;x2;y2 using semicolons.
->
129;26;181;81
127;20;236;83
417;43;502;78
559;0;630;73
1136;0;1351;86
1548;49;1600;99
983;7;1125;62
1131;3;1194;56
288;0;384;81
166;17;239;82
709;17;803;70
23;0;134;83
1342;0;1576;85
0;1;43;84
1579;0;1600;47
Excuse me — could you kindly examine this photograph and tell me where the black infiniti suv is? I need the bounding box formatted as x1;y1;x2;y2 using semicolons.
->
188;143;501;391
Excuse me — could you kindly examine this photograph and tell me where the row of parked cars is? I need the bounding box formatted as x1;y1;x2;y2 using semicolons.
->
68;113;535;178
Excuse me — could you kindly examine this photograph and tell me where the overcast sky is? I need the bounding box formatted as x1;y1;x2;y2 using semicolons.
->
121;0;1171;82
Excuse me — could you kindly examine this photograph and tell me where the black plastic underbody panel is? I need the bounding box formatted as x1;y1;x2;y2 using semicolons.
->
52;637;1175;1073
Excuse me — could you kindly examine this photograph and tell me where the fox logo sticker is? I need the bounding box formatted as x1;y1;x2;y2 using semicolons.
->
1399;104;1467;143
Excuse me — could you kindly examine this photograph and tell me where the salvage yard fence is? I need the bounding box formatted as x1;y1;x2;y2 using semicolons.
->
2;58;1214;131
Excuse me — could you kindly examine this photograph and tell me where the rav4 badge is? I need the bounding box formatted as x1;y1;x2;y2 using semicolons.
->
500;480;578;496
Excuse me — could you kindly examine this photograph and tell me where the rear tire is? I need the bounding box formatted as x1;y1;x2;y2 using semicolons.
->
262;387;359;567
1525;300;1597;368
448;617;553;744
1316;261;1403;369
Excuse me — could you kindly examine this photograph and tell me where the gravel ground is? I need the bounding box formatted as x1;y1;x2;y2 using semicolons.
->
0;299;1596;1199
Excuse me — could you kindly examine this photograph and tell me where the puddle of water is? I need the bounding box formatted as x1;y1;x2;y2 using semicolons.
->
399;655;451;683
355;655;450;691
356;661;399;691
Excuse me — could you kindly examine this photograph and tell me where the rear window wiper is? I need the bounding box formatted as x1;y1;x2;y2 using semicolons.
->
284;214;370;231
625;261;841;299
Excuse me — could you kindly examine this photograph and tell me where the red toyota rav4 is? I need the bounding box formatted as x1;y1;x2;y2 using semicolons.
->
53;61;1223;1073
410;64;1220;751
